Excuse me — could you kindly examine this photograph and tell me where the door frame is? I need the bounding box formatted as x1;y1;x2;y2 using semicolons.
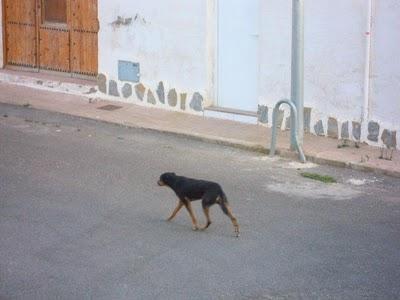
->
1;0;5;68
209;0;260;112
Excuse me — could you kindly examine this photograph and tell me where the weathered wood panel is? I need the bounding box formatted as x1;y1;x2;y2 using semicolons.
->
70;0;98;76
5;0;36;24
39;27;70;72
6;23;37;67
71;31;98;76
4;0;37;67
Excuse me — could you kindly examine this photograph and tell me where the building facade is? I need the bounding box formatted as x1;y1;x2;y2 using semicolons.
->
1;0;399;149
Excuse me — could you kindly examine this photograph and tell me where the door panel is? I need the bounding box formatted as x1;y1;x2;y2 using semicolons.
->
5;0;36;24
39;0;70;72
70;0;98;76
39;27;70;72
4;0;37;67
71;31;98;75
217;0;259;112
6;24;37;67
70;0;98;32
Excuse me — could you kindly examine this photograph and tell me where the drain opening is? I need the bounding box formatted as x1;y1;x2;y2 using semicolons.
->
97;105;123;111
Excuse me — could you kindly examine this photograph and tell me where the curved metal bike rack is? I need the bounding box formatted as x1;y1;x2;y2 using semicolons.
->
269;99;306;163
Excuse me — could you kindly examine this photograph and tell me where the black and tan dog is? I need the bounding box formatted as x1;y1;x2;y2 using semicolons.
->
157;172;240;237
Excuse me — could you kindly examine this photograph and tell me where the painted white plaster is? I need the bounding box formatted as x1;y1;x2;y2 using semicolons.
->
206;0;217;107
98;0;207;95
259;0;367;133
259;1;292;108
369;0;400;136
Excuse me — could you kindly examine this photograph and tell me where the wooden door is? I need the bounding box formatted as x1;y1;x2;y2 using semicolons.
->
70;0;98;76
4;0;38;68
3;0;98;76
39;0;71;72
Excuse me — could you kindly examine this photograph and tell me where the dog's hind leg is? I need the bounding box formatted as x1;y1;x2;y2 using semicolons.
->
167;201;184;221
183;200;199;231
219;198;240;237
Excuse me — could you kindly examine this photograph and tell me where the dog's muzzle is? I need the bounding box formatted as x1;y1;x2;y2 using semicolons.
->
157;180;165;186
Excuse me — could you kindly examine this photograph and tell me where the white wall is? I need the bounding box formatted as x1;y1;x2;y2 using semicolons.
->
89;0;400;146
259;0;368;131
98;0;207;93
370;0;400;133
259;1;292;109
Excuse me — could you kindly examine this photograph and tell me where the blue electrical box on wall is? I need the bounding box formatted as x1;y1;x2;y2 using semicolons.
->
118;61;140;82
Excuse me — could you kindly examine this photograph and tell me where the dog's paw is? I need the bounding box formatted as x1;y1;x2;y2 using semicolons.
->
192;226;199;231
234;227;240;238
200;222;211;231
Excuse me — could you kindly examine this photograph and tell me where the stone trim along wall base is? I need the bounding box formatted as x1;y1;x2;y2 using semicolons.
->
97;74;204;115
97;74;398;150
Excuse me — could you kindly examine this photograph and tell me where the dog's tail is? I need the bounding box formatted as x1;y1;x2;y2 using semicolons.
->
218;193;229;215
218;193;240;237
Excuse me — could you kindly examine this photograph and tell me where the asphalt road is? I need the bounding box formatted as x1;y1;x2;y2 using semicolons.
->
1;103;400;300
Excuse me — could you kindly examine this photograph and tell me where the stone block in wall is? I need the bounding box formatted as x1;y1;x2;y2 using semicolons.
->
352;121;361;141
275;110;284;129
314;120;325;136
157;82;165;104
135;83;146;101
327;117;338;139
341;121;349;139
180;93;187;110
304;107;311;133
168;89;178;107
257;105;268;124
381;129;397;149
285;117;291;131
282;107;311;132
367;121;380;142
122;83;132;98
190;93;204;112
97;73;107;94
108;80;119;97
147;90;156;105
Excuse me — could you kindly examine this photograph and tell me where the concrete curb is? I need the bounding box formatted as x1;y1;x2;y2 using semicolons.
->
3;102;400;178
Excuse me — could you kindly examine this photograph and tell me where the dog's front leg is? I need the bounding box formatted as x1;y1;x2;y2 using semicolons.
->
183;200;199;231
167;201;184;221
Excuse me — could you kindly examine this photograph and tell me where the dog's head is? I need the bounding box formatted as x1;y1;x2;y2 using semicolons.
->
157;172;176;187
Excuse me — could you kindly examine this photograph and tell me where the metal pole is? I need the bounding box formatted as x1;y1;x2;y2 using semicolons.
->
270;99;306;163
290;0;304;149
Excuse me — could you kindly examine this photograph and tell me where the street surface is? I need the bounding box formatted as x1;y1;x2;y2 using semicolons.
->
1;103;399;299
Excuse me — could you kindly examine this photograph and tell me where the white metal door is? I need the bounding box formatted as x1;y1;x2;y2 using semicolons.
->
217;0;259;112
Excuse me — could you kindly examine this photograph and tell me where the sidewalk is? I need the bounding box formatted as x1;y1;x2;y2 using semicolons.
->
0;77;399;178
